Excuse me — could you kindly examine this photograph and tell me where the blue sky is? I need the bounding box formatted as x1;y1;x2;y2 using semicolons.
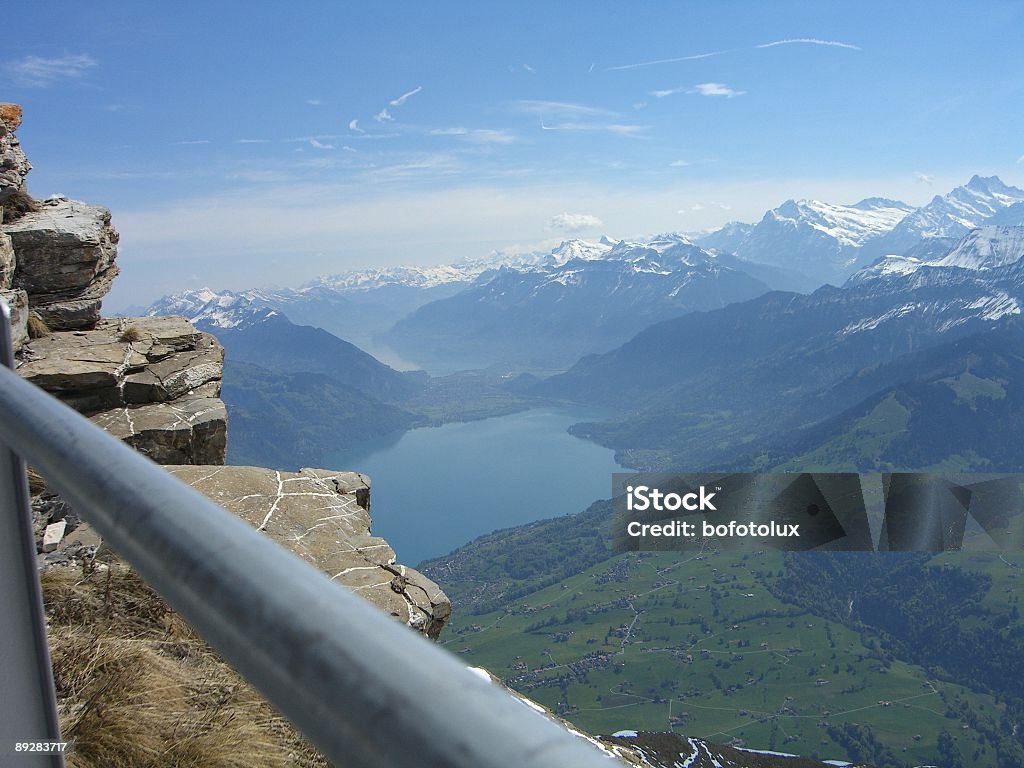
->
5;1;1024;309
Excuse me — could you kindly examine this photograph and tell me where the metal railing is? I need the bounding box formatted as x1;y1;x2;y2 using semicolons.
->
0;301;615;768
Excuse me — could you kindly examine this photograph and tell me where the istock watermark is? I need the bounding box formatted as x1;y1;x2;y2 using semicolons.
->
611;472;1024;552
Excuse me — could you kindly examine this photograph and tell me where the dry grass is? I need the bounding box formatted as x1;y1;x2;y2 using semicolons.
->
118;324;142;343
27;314;51;339
27;465;46;495
2;187;39;223
42;563;332;768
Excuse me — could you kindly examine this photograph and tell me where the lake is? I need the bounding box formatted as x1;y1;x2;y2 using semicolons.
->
328;407;628;566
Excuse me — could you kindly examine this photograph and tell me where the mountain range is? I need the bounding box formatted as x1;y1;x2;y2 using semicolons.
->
540;225;1024;470
695;175;1024;285
147;175;1024;378
382;235;779;372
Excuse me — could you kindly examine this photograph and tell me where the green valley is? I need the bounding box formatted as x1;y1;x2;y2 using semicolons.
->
436;546;1023;767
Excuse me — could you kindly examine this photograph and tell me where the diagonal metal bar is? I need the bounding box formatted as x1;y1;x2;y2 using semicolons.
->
0;299;65;767
0;305;615;767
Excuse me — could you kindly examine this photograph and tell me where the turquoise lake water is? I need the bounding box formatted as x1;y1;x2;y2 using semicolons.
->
328;407;628;566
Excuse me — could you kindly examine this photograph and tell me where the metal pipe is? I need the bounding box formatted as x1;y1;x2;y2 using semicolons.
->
0;301;66;767
0;361;615;768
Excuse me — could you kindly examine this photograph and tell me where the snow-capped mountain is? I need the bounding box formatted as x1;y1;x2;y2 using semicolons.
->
848;226;1024;285
309;263;485;292
696;176;1024;287
307;245;582;293
868;175;1024;257
931;226;1024;270
696;197;914;285
381;235;773;371
147;288;284;330
694;220;755;256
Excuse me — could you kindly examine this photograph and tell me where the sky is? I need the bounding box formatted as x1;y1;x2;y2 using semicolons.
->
4;1;1024;310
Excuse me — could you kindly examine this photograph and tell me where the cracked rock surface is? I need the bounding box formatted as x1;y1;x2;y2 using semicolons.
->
93;397;227;465
167;465;452;639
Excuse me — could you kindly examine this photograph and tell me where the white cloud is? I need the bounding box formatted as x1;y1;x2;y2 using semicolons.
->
389;86;423;107
374;108;394;123
690;83;746;98
348;119;365;133
237;138;270;144
174;139;210;145
679;200;730;214
6;53;97;87
467;129;516;144
606;50;726;71
306;99;324;106
650;88;685;99
514;100;617;118
522;64;536;74
431;127;516;144
547;212;604;232
284;134;351;144
539;121;647;137
757;38;861;51
670;160;690;167
914;171;934;184
309;138;335;150
1017;155;1024;164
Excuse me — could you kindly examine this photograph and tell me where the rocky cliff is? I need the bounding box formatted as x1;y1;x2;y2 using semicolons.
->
2;103;450;637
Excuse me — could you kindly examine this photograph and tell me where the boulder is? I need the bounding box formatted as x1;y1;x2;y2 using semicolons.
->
41;520;67;553
167;466;452;638
0;103;30;205
3;197;118;330
93;396;228;465
1;287;28;351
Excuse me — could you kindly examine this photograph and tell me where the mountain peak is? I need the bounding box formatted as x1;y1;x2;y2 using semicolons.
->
965;174;1016;195
852;196;910;211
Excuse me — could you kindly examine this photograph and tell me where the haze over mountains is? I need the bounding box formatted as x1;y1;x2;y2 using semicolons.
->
144;175;1024;472
147;175;1024;372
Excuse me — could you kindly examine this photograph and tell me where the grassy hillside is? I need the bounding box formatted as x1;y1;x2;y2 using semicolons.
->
436;547;1023;767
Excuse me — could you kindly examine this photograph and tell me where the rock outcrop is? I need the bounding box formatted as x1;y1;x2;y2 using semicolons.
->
17;315;228;463
4;197;119;330
0;103;30;206
1;104;31;351
168;466;451;638
4;103;450;643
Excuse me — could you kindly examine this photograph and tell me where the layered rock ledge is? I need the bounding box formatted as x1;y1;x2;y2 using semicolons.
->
17;315;227;464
